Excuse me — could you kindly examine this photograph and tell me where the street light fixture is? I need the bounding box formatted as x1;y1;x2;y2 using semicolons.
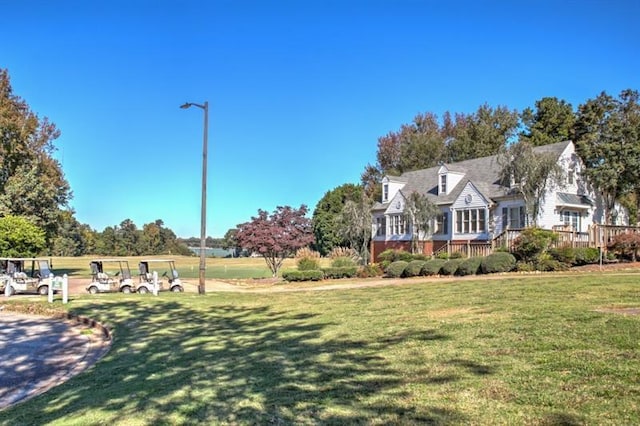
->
180;101;208;295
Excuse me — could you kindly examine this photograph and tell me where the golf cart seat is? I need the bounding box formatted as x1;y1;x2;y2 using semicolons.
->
13;272;27;280
97;272;110;283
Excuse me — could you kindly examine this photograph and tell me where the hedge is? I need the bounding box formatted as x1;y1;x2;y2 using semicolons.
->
440;259;464;276
322;266;358;279
282;270;324;282
403;260;426;277
422;259;446;275
386;261;409;278
481;252;516;274
456;257;483;276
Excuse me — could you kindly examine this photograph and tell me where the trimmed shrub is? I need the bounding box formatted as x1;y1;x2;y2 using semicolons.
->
422;259;447;276
574;247;600;265
456;257;483;276
536;254;568;272
282;270;324;281
440;259;464;276
481;252;516;274
322;266;358;279
549;247;576;265
357;264;384;278
403;260;426;277
386;261;409;278
331;257;357;268
512;227;558;262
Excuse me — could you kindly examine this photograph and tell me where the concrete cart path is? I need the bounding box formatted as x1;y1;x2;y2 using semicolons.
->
0;311;110;410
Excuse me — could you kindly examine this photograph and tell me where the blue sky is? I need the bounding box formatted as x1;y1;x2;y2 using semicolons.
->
2;1;639;237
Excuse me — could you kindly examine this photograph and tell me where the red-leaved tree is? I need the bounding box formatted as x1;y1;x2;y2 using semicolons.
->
236;205;314;276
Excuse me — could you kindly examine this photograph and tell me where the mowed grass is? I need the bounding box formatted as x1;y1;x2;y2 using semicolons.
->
49;256;321;280
1;273;640;425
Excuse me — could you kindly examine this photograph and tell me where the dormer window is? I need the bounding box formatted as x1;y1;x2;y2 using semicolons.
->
440;175;447;194
383;184;389;202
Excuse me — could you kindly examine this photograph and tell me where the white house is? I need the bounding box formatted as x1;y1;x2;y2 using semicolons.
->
371;141;628;260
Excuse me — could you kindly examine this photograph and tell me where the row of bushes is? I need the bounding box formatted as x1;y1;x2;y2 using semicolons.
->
385;252;517;278
282;266;361;281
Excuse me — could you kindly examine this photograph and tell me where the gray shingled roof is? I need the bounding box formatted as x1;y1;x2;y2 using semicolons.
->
380;141;571;207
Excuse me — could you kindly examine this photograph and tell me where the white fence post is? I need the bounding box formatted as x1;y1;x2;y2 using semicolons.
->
48;273;54;303
62;274;68;304
152;271;159;296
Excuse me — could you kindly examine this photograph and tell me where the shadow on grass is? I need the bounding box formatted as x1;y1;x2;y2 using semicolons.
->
1;298;468;424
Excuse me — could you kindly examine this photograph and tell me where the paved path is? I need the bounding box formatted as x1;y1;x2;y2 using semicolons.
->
0;311;110;410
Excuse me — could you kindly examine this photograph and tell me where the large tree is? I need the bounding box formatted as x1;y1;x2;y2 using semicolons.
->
312;183;363;256
235;205;314;276
361;112;447;198
574;89;640;224
497;140;564;226
446;104;519;162
0;215;46;257
520;97;575;146
0;69;71;243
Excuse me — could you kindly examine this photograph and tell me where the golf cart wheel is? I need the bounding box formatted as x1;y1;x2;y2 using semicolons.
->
38;285;48;296
122;286;132;294
88;286;99;295
171;286;183;293
138;286;149;294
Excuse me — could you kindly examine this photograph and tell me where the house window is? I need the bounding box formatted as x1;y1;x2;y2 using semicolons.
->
390;215;407;235
560;211;580;231
440;175;447;194
376;217;386;236
502;206;525;230
383;184;389;202
455;208;486;234
568;168;575;185
436;212;449;234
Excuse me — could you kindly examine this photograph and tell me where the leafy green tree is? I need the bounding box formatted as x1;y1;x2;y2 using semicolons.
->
520;97;575;146
51;210;95;256
312;183;363;256
497;140;564;226
574;89;640;224
222;227;242;257
0;215;46;257
0;69;71;243
403;192;438;254
446;104;519;162
337;194;373;264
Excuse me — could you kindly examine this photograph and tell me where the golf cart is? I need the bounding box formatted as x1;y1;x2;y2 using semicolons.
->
87;259;135;294
0;258;55;296
137;259;184;293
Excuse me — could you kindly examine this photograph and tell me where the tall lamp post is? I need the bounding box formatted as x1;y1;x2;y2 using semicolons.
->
180;101;208;295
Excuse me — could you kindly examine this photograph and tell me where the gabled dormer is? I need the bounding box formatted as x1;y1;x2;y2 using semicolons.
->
381;176;407;203
437;164;465;196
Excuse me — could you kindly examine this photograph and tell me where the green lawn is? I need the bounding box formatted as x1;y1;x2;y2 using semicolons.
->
1;273;639;425
49;256;327;280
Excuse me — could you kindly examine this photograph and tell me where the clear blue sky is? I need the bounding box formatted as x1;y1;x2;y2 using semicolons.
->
2;1;639;238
